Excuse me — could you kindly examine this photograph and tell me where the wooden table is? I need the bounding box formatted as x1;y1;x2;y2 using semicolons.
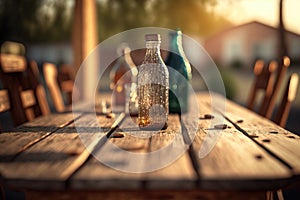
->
0;92;300;199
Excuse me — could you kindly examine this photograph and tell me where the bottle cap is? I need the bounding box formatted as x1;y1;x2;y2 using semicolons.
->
176;29;182;35
170;29;182;36
145;34;161;41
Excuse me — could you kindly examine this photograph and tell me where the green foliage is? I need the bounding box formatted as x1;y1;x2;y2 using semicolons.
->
0;0;232;43
97;0;232;42
0;0;72;43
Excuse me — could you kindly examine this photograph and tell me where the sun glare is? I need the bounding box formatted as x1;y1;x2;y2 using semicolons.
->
214;0;300;34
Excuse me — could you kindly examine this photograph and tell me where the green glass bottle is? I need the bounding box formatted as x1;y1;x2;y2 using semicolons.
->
166;30;192;114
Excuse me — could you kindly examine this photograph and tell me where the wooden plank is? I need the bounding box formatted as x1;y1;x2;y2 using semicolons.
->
215;93;300;176
0;113;75;161
71;114;197;190
144;115;197;189
183;93;292;190
0;113;114;190
70;115;148;190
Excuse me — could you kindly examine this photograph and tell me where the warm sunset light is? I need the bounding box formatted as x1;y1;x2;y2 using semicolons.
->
213;0;300;34
1;2;300;199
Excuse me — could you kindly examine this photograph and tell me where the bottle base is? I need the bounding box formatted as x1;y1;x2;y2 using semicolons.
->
139;122;168;131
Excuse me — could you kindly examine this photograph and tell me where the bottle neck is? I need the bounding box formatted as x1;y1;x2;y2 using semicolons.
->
143;41;162;64
170;34;184;55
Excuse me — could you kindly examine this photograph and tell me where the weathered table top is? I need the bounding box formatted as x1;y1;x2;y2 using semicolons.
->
0;92;300;198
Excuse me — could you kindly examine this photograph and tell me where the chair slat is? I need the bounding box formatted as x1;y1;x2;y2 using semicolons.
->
259;61;277;115
44;62;65;112
44;62;76;112
0;90;10;112
287;73;299;102
263;56;291;119
274;73;299;127
20;90;36;108
0;54;27;72
29;60;51;116
247;59;277;114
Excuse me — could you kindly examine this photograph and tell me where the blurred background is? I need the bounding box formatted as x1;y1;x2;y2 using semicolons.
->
0;0;299;133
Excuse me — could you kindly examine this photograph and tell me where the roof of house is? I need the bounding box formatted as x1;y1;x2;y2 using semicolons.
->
205;20;300;43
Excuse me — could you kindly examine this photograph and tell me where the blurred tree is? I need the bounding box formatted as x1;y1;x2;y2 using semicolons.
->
0;0;230;43
0;0;72;43
0;0;42;42
151;0;228;36
97;0;152;41
97;0;232;41
37;0;73;42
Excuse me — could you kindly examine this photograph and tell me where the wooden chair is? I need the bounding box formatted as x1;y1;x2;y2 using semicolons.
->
43;62;77;112
247;59;277;115
0;41;50;126
0;89;10;131
274;73;299;128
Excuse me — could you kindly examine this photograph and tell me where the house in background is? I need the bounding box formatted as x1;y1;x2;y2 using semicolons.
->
204;21;300;69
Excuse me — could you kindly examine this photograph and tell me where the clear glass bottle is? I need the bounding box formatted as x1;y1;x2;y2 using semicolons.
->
110;46;138;112
138;34;169;130
166;30;192;113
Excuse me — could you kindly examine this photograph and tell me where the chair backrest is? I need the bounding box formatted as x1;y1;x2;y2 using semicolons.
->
1;41;25;56
247;59;277;114
43;62;76;112
247;57;297;128
30;60;51;116
0;89;11;131
274;73;299;127
262;56;291;118
0;41;50;126
58;64;75;105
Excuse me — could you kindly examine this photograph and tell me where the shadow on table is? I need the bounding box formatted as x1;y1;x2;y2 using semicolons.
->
4;126;111;134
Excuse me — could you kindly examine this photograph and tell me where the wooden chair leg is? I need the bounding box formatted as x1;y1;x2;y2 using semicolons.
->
266;189;285;200
277;189;284;200
266;191;273;200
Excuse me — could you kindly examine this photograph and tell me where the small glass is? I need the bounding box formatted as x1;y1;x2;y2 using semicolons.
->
125;83;138;116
